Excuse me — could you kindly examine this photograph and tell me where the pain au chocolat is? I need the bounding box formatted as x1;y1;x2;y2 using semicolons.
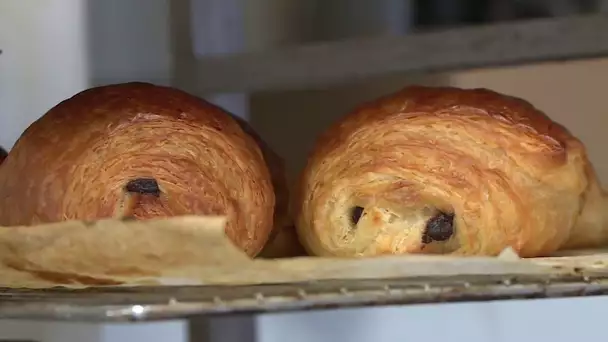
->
295;86;608;258
0;82;290;257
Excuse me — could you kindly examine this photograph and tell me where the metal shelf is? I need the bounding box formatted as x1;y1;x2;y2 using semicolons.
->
194;14;608;93
0;273;607;322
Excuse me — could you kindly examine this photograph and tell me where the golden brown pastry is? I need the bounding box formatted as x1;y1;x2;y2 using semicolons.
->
0;82;285;257
295;86;608;258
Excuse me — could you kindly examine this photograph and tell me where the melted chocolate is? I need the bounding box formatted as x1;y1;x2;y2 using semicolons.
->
125;178;161;197
422;211;454;244
351;206;364;225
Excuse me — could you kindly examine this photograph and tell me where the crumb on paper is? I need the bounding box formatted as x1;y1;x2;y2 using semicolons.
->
497;246;520;261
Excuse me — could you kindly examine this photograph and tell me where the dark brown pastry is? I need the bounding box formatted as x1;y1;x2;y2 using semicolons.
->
0;82;286;257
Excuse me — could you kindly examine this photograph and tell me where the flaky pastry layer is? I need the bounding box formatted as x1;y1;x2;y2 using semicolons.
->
295;86;608;257
0;82;284;257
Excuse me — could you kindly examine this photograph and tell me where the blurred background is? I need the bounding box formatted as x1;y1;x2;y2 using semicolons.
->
2;1;608;341
4;0;608;183
243;0;608;183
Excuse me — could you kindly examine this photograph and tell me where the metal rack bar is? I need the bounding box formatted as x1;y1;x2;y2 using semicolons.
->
195;14;608;93
0;273;606;322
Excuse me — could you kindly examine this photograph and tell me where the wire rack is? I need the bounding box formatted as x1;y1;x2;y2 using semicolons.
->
0;272;607;322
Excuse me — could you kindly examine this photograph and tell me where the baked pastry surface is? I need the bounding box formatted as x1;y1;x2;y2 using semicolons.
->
295;86;607;257
0;82;283;257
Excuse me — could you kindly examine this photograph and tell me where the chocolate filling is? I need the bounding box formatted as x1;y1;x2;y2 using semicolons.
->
351;206;364;225
422;211;454;244
125;178;161;197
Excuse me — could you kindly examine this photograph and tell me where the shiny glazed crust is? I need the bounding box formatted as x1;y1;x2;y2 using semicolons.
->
0;82;282;257
295;86;608;258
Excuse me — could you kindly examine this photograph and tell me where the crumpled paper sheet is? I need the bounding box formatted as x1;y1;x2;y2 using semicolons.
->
0;216;586;288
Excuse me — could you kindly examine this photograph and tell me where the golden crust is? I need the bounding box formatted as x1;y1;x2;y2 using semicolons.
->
0;82;281;257
295;86;608;258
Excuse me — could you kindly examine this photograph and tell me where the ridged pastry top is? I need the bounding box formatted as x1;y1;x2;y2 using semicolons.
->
0;82;280;257
295;86;606;257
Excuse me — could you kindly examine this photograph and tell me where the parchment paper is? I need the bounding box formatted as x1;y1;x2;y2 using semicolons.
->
0;216;600;288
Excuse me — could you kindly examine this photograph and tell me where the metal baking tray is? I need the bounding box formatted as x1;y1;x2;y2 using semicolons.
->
1;216;608;322
0;273;607;322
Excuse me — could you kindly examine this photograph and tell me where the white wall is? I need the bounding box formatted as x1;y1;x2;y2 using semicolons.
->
0;320;187;342
0;0;90;149
0;0;172;150
102;321;187;342
258;296;608;342
0;321;102;342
